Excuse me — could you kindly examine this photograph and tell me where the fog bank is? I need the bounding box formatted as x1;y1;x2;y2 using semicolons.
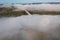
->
0;15;60;40
13;4;60;11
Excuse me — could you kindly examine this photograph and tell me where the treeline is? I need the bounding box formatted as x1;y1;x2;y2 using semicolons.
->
0;7;60;17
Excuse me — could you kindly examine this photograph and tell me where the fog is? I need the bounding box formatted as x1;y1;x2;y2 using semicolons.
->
0;15;60;40
1;4;60;11
13;4;60;11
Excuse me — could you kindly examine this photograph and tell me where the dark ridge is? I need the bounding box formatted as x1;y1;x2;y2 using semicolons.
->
0;4;3;6
13;2;60;5
46;2;60;4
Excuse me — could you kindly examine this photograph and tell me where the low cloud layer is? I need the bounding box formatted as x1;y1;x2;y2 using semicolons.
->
0;15;60;40
0;4;60;11
13;4;60;11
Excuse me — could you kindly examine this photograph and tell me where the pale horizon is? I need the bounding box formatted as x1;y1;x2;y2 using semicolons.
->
0;0;60;4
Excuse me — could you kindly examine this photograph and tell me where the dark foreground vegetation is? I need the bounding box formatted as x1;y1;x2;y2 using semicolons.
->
0;7;60;17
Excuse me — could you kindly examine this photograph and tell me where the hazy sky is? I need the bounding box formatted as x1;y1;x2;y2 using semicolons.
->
0;0;60;3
